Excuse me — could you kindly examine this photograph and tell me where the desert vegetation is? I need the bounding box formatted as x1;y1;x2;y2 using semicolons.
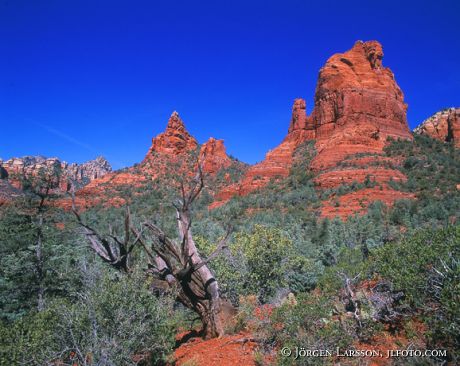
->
0;135;459;365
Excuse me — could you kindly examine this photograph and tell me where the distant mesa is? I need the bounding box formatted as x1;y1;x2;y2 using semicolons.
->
0;155;112;192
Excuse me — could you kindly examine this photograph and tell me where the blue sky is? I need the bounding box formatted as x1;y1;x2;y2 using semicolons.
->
1;0;459;169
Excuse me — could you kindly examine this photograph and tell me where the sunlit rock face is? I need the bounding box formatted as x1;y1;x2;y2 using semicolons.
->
414;108;460;148
310;40;412;170
0;155;111;192
59;111;237;210
212;40;414;216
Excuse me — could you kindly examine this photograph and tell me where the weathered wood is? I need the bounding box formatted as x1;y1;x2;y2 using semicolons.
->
73;166;231;338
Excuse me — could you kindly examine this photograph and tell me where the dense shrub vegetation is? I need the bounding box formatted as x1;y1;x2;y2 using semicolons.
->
0;135;458;365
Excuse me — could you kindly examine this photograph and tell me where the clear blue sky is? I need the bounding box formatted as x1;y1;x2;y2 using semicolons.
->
1;0;459;169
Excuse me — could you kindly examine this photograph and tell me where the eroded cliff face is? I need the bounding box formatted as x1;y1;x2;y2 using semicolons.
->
309;41;414;218
310;40;412;170
211;41;415;217
0;155;112;192
414;108;460;148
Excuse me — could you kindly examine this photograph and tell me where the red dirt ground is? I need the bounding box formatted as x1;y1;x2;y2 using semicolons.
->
173;331;258;366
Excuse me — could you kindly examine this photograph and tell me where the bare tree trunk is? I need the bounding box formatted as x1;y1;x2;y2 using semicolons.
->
73;166;231;339
176;210;224;338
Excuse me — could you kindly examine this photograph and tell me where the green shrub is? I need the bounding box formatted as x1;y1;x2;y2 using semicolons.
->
0;308;60;365
426;255;460;362
370;226;460;307
0;267;178;365
264;293;354;366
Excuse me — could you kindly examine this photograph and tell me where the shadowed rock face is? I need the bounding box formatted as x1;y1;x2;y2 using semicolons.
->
211;40;414;214
0;179;22;204
414;108;460;148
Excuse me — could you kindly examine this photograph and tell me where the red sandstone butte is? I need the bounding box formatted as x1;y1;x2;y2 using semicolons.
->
414;107;460;148
310;40;412;170
211;40;414;211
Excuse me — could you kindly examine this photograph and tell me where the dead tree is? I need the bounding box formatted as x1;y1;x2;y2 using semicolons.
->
73;166;231;339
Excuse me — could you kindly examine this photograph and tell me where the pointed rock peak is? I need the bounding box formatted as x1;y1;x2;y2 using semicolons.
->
166;110;186;132
146;111;198;156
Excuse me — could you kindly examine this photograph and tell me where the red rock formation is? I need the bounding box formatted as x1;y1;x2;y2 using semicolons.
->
414;108;460;148
320;188;416;220
200;137;232;174
313;167;407;190
211;41;415;217
139;111;202;183
210;99;310;208
0;156;111;192
145;111;198;158
308;41;415;218
62;111;236;210
310;40;412;170
141;111;235;178
287;98;315;141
